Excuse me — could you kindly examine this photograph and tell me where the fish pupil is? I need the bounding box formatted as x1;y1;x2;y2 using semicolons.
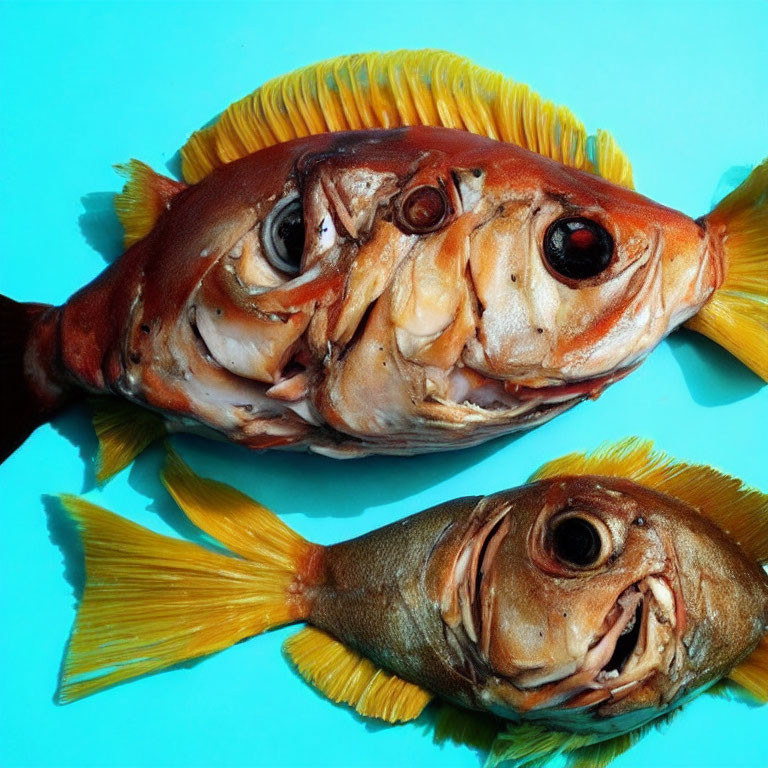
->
263;195;305;274
551;516;601;567
543;217;613;280
275;208;305;267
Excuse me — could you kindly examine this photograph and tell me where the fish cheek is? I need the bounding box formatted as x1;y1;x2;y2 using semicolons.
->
484;558;563;676
316;291;417;436
468;208;556;373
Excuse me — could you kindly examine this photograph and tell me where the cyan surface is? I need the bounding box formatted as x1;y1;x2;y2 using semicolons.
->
1;1;766;766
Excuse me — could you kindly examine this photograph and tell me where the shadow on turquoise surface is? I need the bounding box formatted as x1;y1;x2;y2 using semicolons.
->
666;329;763;407
78;191;123;264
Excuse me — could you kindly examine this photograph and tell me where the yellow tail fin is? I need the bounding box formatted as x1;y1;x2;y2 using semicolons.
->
686;158;768;381
58;451;318;702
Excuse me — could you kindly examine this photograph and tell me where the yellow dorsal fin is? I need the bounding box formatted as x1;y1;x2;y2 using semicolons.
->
531;438;768;563
180;50;633;189
114;159;185;248
284;626;432;723
727;635;768;702
91;397;167;483
686;158;768;381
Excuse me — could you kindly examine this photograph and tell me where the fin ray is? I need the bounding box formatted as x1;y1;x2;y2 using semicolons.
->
91;397;167;483
180;50;633;189
687;157;768;380
59;452;316;702
284;626;432;723
432;704;499;752
161;444;310;565
113;160;185;248
58;496;308;702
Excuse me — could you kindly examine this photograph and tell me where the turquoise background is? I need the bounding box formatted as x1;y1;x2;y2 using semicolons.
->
1;1;766;766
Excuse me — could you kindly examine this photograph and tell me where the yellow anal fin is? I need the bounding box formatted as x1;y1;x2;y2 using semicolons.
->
284;626;432;723
58;494;308;703
114;159;186;248
728;634;768;702
180;50;633;190
91;397;167;483
687;158;768;381
531;437;768;564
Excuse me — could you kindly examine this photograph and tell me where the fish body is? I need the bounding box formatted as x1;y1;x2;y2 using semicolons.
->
2;51;766;470
306;476;767;735
58;440;768;764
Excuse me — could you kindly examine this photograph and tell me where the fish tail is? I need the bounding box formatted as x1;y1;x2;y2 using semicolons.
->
0;294;73;463
687;158;768;381
58;446;321;703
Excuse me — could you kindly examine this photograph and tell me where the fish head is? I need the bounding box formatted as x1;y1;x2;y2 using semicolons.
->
434;476;768;731
156;127;724;451
457;147;724;390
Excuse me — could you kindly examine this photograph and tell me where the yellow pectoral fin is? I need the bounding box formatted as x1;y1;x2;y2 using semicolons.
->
727;635;768;702
91;397;167;483
532;438;768;564
284;626;432;724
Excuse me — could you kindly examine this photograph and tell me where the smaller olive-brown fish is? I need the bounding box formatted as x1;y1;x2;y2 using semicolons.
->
58;438;768;765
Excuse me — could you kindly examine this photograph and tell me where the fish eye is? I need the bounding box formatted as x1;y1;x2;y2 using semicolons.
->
397;185;448;234
543;217;614;280
262;193;305;274
550;513;607;568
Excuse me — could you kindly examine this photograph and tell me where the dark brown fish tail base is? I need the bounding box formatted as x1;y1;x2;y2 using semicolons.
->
0;295;72;462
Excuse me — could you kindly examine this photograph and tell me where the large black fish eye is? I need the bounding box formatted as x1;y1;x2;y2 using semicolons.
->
262;194;305;274
551;515;603;568
543;217;614;280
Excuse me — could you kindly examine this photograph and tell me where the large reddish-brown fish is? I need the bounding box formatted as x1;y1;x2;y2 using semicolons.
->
2;51;766;475
58;439;768;766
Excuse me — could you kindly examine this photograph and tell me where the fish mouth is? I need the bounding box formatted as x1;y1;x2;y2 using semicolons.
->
436;364;638;417
510;575;678;712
